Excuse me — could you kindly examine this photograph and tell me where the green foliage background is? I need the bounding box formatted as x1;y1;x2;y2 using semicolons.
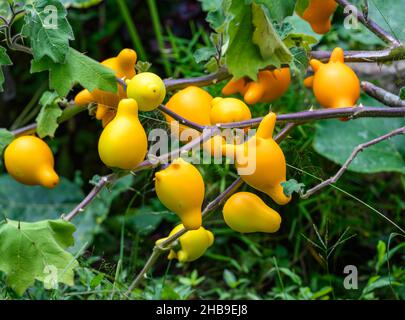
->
0;0;404;299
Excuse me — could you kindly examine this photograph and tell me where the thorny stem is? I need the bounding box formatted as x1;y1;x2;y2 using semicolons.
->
301;126;405;201
63;174;117;222
157;104;205;132
335;0;401;46
361;81;405;108
125;124;296;295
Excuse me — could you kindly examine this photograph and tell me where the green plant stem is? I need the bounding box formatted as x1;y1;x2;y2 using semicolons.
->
10;83;47;129
147;0;171;76
115;0;148;61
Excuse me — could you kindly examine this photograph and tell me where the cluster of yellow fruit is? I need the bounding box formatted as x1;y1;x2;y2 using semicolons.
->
3;41;361;263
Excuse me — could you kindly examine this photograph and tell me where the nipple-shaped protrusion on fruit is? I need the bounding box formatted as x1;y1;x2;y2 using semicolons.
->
116;49;137;76
154;158;205;230
221;112;291;205
126;72;166;111
210;97;252;125
38;167;60;189
297;0;337;34
305;47;360;110
156;224;214;262
222;192;282;233
98;98;147;170
4;136;60;188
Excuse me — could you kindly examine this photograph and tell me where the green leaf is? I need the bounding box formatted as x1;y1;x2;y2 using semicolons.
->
313;117;405;174
295;0;309;16
0;219;79;295
376;240;386;273
198;0;228;32
223;269;238;288
35;91;63;138
135;60;152;73
225;2;292;80
252;3;292;62
0;46;12;92
0;174;133;252
256;0;297;22
60;0;102;9
0;129;14;160
31;47;117;97
281;179;305;197
400;87;405;100
194;46;217;64
22;0;74;63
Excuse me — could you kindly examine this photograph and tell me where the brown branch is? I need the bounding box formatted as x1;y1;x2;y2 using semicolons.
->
217;106;405;129
310;48;405;63
63;174;117;222
164;67;231;91
158;104;205;132
301;126;405;199
361;81;405;108
335;0;401;46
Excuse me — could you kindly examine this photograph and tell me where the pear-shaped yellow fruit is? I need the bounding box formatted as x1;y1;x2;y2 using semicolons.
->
98;98;147;169
223;192;281;233
155;158;204;230
4;136;60;188
222;112;291;205
156;224;214;262
126;72;166;111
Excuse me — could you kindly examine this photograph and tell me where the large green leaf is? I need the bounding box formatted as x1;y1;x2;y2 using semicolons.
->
22;0;74;63
35;91;62;138
31;47;117;97
0;175;133;252
0;219;78;295
313;117;405;174
225;1;292;80
0;46;12;92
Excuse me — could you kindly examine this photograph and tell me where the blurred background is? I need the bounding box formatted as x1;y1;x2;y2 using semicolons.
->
0;0;403;299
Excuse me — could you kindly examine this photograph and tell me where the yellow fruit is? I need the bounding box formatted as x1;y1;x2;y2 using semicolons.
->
156;224;214;262
222;112;291;205
74;49;137;127
223;192;281;233
98;98;147;169
126;72;166;111
4;136;59;188
222;69;291;105
297;0;337;34
210;97;252;125
221;77;248;96
305;47;360;109
164;86;213;136
155;158;204;230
